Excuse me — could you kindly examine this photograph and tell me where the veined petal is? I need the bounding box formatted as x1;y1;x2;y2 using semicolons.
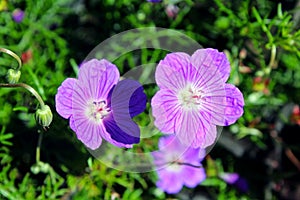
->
175;110;200;147
191;48;230;82
155;52;190;90
55;78;76;119
77;59;120;100
151;89;180;134
175;109;216;148
199;124;217;148
223;84;244;125
74;114;103;150
69;115;77;132
72;81;101;149
103;114;140;145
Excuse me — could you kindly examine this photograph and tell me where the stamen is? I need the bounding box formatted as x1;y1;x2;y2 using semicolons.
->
86;100;111;123
177;84;203;110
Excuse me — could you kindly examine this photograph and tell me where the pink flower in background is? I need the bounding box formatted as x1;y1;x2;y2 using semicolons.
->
12;8;24;23
219;172;249;192
151;48;244;148
152;135;206;194
219;172;239;184
291;105;300;125
55;59;146;150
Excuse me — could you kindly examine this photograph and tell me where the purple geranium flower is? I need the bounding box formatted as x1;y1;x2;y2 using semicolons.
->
151;48;244;148
219;172;239;184
152;135;206;194
219;172;249;192
12;8;24;23
55;59;146;150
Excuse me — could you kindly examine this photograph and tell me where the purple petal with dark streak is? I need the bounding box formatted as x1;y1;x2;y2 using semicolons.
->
103;114;140;144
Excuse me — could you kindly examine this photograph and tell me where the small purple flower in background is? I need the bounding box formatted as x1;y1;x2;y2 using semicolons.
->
55;59;146;150
147;0;162;3
12;8;24;23
151;48;244;148
219;172;239;184
152;135;206;194
219;172;249;193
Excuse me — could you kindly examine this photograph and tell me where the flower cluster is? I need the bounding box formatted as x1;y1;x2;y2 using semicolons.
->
55;48;244;194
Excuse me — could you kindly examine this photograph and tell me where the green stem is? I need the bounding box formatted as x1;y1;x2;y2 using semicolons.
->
0;83;45;109
266;44;276;76
268;44;276;68
0;47;22;71
36;131;43;163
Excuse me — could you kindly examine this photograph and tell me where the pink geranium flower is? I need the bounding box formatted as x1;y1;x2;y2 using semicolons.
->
152;135;206;194
55;59;146;150
151;48;244;148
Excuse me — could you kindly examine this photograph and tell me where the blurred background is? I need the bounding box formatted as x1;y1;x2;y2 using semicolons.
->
0;0;300;199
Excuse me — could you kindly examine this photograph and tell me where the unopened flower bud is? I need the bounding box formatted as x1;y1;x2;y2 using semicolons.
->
6;69;21;83
35;105;53;127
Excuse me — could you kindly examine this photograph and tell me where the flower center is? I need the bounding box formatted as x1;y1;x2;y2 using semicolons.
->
85;100;110;123
178;84;203;110
168;159;183;172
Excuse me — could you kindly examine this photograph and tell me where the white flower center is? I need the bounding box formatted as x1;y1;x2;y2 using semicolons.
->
85;100;110;123
168;162;182;172
178;84;203;110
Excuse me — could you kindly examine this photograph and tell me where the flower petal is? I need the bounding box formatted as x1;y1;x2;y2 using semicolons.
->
77;59;119;100
174;109;217;148
151;89;180;134
69;115;77;132
200;124;217;148
74;115;103;150
103;114;140;145
219;172;239;184
105;79;146;144
182;148;203;163
191;48;230;82
155;52;190;90
55;78;76;119
156;169;183;194
175;110;202;147
108;79;147;118
71;81;102;149
181;166;206;188
223;84;244;125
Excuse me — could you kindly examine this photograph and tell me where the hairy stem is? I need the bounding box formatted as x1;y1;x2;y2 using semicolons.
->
0;83;45;108
0;47;22;71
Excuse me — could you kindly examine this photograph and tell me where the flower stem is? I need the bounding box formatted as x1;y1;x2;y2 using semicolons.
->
265;44;276;76
36;130;43;163
0;47;22;71
0;83;45;109
268;44;276;69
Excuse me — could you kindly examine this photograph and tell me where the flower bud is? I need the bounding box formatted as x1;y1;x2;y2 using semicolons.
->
35;105;53;127
6;69;21;83
31;162;50;174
